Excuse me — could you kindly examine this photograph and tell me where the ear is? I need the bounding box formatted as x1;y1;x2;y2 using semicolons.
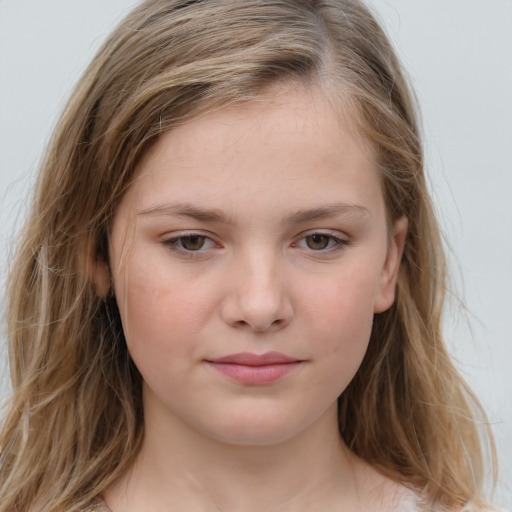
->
373;216;408;313
92;257;111;298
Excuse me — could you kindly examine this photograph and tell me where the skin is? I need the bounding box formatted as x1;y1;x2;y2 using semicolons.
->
98;83;409;511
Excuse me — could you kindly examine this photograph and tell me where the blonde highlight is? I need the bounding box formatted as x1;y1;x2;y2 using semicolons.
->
1;1;496;510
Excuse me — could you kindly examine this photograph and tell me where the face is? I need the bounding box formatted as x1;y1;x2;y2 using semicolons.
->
100;84;406;447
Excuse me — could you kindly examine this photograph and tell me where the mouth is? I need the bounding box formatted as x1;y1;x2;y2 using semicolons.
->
204;351;303;385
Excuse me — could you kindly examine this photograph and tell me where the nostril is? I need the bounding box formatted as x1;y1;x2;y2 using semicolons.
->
219;276;294;332
239;317;289;333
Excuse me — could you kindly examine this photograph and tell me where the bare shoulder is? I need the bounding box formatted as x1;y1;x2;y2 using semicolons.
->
460;505;509;512
370;481;507;512
411;499;507;512
30;500;111;512
81;499;112;512
350;458;419;512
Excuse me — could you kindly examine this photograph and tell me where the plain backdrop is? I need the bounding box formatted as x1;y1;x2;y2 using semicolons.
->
0;1;511;508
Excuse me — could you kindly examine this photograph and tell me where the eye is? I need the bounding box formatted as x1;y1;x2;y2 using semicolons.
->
178;235;208;251
163;234;217;252
295;232;348;252
304;234;332;250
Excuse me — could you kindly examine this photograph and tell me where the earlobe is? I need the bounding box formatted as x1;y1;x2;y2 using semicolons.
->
373;216;408;313
93;258;111;298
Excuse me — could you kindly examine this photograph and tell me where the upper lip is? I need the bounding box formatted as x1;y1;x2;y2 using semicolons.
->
206;351;300;366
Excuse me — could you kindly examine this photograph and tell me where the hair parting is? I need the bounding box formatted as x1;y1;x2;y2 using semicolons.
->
1;1;496;511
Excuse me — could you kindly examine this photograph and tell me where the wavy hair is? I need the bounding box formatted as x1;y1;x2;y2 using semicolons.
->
1;1;495;510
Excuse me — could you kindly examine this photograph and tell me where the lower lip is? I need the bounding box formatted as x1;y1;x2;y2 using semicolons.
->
206;362;301;385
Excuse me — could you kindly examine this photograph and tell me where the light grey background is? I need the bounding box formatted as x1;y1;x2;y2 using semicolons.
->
0;1;510;508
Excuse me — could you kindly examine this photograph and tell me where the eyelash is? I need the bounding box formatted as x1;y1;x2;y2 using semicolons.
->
161;231;350;256
293;232;350;252
162;232;219;255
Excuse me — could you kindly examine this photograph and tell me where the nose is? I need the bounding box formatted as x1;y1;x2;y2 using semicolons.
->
220;250;293;333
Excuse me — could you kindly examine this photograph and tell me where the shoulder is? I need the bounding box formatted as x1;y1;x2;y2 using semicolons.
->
396;489;506;512
81;498;112;512
460;505;509;512
30;499;111;512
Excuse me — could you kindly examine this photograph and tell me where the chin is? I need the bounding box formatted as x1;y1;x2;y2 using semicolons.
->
207;426;300;447
194;407;324;447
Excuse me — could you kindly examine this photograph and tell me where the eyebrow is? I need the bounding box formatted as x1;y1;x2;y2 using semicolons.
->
284;203;371;224
138;202;238;225
137;201;370;225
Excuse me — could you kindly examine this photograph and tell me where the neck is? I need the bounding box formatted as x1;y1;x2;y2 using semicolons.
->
104;401;388;512
104;399;407;512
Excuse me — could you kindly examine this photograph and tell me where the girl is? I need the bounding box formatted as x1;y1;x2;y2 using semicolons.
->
0;1;499;511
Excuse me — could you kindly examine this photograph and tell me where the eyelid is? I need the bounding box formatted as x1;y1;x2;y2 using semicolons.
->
161;230;222;253
292;229;351;250
161;229;219;240
160;229;351;254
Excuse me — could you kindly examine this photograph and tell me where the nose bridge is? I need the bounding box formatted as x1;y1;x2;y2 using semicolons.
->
242;246;280;301
223;244;292;332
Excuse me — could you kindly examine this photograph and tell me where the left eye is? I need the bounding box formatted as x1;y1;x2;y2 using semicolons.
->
296;233;344;251
164;235;216;252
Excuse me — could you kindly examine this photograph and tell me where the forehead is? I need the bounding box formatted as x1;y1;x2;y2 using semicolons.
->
117;83;381;218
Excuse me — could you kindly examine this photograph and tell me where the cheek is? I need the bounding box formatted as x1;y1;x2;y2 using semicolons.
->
113;254;218;373
118;249;211;325
299;263;380;385
303;259;380;334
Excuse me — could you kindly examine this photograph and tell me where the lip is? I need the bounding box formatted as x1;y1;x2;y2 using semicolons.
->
205;351;303;385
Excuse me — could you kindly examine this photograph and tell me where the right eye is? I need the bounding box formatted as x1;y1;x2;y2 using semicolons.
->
162;234;218;253
302;234;335;251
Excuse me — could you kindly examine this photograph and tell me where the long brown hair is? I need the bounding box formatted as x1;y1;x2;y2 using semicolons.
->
1;1;496;510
